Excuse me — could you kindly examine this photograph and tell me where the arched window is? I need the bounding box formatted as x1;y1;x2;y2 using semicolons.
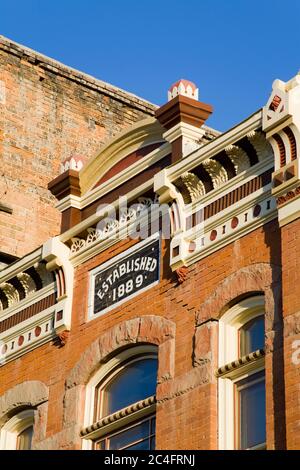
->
82;345;158;450
218;296;266;450
0;409;34;450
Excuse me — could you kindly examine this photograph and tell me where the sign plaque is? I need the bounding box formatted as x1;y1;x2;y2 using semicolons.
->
89;236;160;318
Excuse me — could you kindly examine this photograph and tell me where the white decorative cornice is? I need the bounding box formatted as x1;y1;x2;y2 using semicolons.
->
56;194;81;212
166;110;262;181
170;185;276;270
225;144;250;174
263;73;300;226
17;273;36;296
79;143;170;210
177;172;206;202
0;248;42;286
247;130;273;161
202;158;228;188
69;197;157;257
0;283;19;308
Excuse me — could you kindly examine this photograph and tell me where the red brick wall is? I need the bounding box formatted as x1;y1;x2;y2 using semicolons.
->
281;217;300;449
0;37;155;259
0;220;283;449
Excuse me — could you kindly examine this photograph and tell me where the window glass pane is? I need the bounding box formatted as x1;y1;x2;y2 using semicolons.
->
240;315;264;356
109;419;150;449
97;416;155;450
237;372;266;449
125;439;150;450
102;358;157;416
16;426;33;450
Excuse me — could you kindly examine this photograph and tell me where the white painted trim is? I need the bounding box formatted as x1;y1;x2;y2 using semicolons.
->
278;194;300;227
56;194;81;212
0;305;57;365
166;111;262;181
162;122;205;143
0;409;34;450
81;142;170;209
69;206;160;267
0;283;55;322
87;233;160;321
172;188;277;269
185;159;274;215
218;296;265;450
42;237;74;332
0;248;42;285
60;180;154;244
83;345;157;450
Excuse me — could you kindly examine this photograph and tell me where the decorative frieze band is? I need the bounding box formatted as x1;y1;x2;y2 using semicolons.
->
70;197;157;256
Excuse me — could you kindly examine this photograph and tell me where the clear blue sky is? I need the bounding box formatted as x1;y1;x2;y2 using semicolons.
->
1;0;300;131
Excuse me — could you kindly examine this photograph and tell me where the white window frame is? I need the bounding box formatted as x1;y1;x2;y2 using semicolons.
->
218;295;265;450
0;409;34;450
82;345;157;450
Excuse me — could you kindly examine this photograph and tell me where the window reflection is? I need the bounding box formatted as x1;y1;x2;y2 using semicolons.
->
98;358;158;418
239;315;264;356
96;416;155;450
236;371;266;449
16;425;33;450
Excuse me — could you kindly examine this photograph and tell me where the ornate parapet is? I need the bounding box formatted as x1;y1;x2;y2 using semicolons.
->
263;74;300;226
154;108;275;271
0;238;74;365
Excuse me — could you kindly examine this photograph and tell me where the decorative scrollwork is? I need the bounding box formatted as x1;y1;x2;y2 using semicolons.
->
17;272;36;296
179;172;206;203
225;144;251;174
0;282;19;307
70;196;158;255
247;130;273;161
202;159;228;188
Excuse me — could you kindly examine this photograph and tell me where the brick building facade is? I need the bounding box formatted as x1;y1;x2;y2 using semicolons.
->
0;39;299;450
0;36;155;262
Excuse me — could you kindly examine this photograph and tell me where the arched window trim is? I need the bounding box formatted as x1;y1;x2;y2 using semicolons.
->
219;295;265;365
218;295;265;450
0;409;34;450
82;345;157;450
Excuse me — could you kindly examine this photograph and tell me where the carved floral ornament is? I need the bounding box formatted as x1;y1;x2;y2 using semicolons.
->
0;262;53;311
70;196;159;255
173;131;272;205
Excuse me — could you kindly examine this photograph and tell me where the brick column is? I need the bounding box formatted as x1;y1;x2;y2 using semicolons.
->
281;218;300;449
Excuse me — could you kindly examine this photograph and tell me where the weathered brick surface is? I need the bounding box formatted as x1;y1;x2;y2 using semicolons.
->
0;219;284;449
0;36;155;259
281;217;300;449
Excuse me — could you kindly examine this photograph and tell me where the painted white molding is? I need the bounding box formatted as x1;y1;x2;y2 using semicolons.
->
218;296;265;450
170;185;276;269
80;143;170;210
56;143;171;213
0;305;57;365
0;283;55;323
278;195;300;227
60;179;154;244
0;248;42;286
56;194;81;212
0;409;34;450
69;197;157;256
42;237;74;332
82;345;157;449
165;110;262;181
